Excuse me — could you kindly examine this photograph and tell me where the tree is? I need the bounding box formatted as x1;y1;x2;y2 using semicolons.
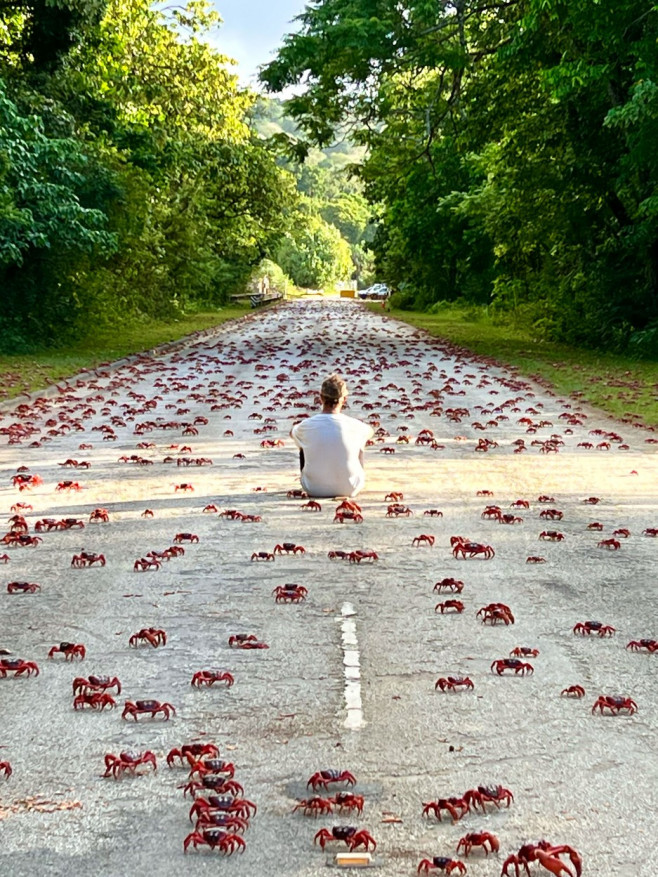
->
262;0;658;349
0;0;296;347
278;212;353;288
0;79;116;348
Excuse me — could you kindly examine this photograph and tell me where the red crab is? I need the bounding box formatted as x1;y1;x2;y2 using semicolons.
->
183;828;245;854
417;858;467;875
89;508;109;523
597;538;621;550
385;503;412;518
582;496;601;504
104;750;157;779
187;758;235;780
510;499;530;509
332;792;365;816
174;532;199;543
510;647;538;658
287;489;308;499
573;621;615;637
73;692;116;711
464;785;514;811
478;603;514;625
272;584;307;603
129;627;167;647
334;509;364;523
0;761;12;778
7;581;40;594
0;658;39;677
498;513;522;524
526;556;546;563
293;796;335;817
273;542;305;554
451;538;495;559
0;554;9;563
435;600;465;614
122;699;176;721
586;522;603;531
203;504;219;513
307;769;356;792
174;483;194;492
134;557;161;571
612;528;631;538
502;841;582;877
57;518;85;530
539;531;564;542
456;831;499;856
48;642;85;661
72;675;121;695
540;509;563;521
56;481;82;491
434;578;464;593
167;742;220;768
561;685;585;698
413;534;435;547
626;639;658;653
314;826;376;852
385;492;404;501
183;774;244;798
71;552;106;567
228;634;268;649
2;534;41;547
302;500;322;511
592;695;637;715
423;509;443;517
435;677;474;692
348;549;378;563
422;797;469;822
491;658;533;676
191;669;235;687
251;551;274;561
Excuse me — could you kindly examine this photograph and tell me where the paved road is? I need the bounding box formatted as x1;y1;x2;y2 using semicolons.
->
1;300;657;876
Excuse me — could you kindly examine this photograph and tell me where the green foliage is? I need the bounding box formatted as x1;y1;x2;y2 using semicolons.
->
278;212;353;288
0;0;295;350
263;0;658;352
252;95;372;285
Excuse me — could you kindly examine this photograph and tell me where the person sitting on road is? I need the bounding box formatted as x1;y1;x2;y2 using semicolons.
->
290;374;374;498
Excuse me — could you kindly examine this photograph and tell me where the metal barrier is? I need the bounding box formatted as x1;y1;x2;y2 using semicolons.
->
230;290;284;309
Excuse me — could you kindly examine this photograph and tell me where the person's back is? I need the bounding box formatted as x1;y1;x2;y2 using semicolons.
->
292;412;372;497
290;374;373;498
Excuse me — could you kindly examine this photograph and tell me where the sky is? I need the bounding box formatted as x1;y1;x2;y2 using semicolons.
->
211;1;306;89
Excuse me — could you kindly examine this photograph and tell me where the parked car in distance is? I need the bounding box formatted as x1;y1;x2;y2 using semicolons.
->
358;283;390;299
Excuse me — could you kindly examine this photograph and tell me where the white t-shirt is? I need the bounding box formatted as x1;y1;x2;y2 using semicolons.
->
291;413;374;497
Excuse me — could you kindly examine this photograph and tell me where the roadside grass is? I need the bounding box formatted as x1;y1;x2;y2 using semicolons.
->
0;307;249;401
370;304;658;426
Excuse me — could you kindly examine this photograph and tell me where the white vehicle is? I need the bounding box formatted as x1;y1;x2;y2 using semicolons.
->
358;283;390;299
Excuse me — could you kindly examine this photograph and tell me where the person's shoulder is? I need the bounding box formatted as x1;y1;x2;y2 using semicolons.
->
338;413;373;431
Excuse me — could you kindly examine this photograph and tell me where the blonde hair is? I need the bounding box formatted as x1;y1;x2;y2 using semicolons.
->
320;374;347;403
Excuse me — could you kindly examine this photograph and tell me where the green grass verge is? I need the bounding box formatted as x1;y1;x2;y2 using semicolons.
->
0;307;249;401
370;304;658;426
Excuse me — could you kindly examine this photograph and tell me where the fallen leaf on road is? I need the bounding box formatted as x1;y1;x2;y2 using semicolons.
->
0;798;82;821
